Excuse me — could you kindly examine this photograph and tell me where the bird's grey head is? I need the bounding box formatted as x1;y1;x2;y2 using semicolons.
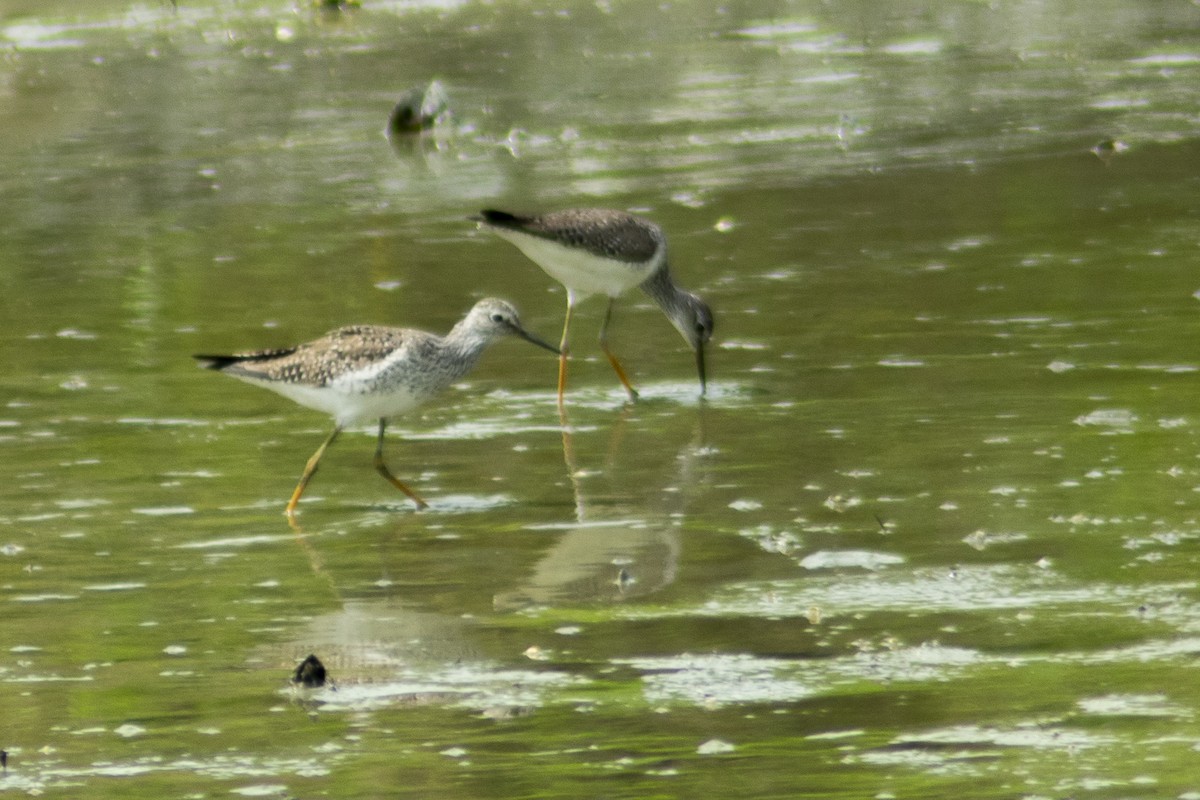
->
669;292;713;394
666;291;713;351
469;298;521;332
467;298;560;354
685;294;715;350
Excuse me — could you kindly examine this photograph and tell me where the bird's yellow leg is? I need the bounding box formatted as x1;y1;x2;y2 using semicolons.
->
286;425;342;518
373;419;429;510
557;299;575;407
599;297;638;401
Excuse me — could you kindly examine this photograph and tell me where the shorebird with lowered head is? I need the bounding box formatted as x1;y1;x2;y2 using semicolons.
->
476;208;714;404
194;298;558;518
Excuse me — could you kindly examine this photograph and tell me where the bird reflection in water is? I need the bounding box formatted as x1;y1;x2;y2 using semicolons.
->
493;401;710;610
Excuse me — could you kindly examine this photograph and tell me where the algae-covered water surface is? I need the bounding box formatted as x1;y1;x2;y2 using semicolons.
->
2;1;1200;797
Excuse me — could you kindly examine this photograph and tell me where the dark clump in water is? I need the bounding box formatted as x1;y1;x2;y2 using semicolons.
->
387;81;449;135
291;654;331;688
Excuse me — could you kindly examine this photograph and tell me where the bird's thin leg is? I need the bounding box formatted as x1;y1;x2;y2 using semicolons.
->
599;297;639;401
557;297;575;407
373;419;429;510
286;425;342;518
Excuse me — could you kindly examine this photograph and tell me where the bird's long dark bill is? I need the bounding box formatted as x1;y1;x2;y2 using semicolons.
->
513;325;561;355
696;343;708;395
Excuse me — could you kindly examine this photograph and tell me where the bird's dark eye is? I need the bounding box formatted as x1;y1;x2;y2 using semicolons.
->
491;314;505;323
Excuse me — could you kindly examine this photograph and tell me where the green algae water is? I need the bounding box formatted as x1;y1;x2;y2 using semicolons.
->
2;0;1200;797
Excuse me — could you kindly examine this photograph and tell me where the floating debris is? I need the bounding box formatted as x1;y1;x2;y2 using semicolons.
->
292;654;330;688
480;705;534;721
387;81;449;135
616;567;635;592
697;738;736;755
799;550;905;571
835;113;866;148
113;724;146;739
1074;408;1138;430
523;645;549;661
1091;138;1128;164
823;494;862;512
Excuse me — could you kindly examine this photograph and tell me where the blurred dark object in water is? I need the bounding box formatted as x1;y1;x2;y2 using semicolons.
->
388;81;449;135
292;654;330;688
1091;138;1128;165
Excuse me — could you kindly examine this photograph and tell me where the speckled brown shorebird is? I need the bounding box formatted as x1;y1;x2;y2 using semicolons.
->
194;298;558;518
476;208;714;404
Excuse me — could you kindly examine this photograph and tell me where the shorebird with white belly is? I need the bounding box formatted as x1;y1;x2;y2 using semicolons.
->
194;298;558;518
476;208;714;404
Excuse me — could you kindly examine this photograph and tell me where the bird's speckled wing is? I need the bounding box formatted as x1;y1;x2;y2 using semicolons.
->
197;325;422;387
480;208;662;263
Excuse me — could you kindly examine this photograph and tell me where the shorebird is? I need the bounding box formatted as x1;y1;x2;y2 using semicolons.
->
194;298;558;517
476;208;713;403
